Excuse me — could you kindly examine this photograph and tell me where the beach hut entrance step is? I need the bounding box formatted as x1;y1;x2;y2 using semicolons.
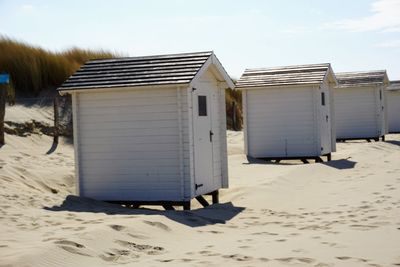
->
107;190;219;211
259;153;332;164
336;136;385;142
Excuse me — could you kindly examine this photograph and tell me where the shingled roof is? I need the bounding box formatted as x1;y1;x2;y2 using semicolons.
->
336;70;389;87
235;63;336;88
387;80;400;91
58;51;233;91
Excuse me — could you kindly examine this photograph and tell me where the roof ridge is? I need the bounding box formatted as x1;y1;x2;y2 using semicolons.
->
336;70;387;76
87;51;213;63
244;63;331;72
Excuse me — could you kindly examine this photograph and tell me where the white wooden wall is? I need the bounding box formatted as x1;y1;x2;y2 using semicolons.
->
75;87;191;201
334;86;380;139
244;86;319;158
387;90;400;133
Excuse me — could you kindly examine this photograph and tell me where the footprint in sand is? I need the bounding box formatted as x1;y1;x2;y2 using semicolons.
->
157;259;174;263
54;240;91;257
115;240;164;255
179;258;194;262
99;249;139;263
349;224;378;231
251;231;278;236
143;221;171;232
55;240;85;248
109;224;126;231
127;233;149;240
275;257;315;264
199;250;220;256
336;256;351;260
321;241;337;247
222;254;253;261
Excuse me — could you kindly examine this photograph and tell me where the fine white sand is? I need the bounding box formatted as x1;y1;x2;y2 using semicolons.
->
1;108;400;266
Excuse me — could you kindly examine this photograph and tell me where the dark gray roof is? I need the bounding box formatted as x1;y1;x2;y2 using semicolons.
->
336;70;389;87
387;80;400;91
58;51;213;91
236;63;334;88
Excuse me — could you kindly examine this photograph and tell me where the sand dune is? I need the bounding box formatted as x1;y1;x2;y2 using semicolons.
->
1;109;400;266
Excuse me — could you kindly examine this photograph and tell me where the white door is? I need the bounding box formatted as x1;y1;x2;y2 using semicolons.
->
192;83;214;195
378;87;386;135
320;89;331;154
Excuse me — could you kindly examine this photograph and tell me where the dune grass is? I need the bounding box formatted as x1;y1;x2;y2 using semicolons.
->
226;87;243;130
0;36;243;129
0;36;119;97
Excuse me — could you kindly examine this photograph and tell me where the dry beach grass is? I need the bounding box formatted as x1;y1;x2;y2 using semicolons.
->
1;106;400;266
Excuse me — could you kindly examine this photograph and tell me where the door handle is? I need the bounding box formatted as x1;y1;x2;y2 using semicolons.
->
209;130;214;142
326;115;329;122
195;183;203;190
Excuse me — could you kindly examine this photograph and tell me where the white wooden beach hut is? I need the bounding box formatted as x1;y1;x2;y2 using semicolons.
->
335;71;389;141
236;63;337;163
58;51;234;210
387;80;400;133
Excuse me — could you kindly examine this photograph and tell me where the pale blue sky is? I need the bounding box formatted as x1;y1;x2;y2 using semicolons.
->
1;0;400;79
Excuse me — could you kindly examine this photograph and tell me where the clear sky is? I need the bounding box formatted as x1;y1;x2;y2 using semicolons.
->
0;0;399;79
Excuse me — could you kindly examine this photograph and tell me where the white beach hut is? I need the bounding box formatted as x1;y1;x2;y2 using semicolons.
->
236;63;337;163
387;80;400;133
58;51;234;210
335;71;389;141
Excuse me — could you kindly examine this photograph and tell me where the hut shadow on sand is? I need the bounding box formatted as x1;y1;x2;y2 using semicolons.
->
385;140;400;147
44;195;245;228
243;156;301;166
244;156;357;169
321;158;357;170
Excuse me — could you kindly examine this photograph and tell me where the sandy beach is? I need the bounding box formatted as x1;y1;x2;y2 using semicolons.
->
1;105;400;267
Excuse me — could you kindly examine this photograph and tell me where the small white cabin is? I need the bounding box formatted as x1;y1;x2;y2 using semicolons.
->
58;51;234;210
335;71;389;141
236;63;337;162
387;80;400;133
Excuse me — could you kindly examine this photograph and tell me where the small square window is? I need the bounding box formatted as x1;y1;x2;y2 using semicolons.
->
198;95;207;116
379;90;382;100
321;92;325;106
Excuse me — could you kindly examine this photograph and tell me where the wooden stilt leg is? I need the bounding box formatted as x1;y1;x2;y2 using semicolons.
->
301;159;309;164
211;190;219;204
315;157;323;163
382;135;385;141
195;196;210;207
183;202;191;210
327;153;332;161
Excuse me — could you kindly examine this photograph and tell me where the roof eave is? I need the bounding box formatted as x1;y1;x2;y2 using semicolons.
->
190;53;235;89
235;82;322;90
325;64;338;86
58;83;190;95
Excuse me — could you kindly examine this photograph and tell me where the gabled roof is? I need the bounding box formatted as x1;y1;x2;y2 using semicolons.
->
387;80;400;91
235;63;337;89
336;70;389;87
58;51;234;91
